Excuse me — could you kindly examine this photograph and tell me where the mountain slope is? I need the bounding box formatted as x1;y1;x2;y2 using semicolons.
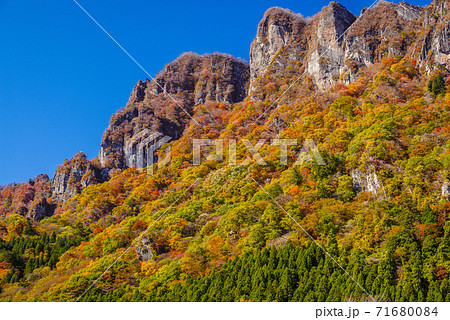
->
0;0;450;302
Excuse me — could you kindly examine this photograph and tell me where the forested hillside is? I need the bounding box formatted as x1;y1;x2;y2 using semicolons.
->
1;0;450;302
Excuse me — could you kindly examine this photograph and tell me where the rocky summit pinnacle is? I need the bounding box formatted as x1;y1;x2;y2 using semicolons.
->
249;0;450;93
249;7;307;89
98;52;250;172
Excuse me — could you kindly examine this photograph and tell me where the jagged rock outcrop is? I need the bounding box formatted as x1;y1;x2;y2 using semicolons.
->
397;0;424;21
250;0;450;91
27;174;55;221
67;0;450;203
28;197;54;221
5;52;249;215
351;169;387;199
51;152;104;203
249;3;357;91
307;2;356;89
419;0;450;71
340;1;425;83
0;174;55;222
442;181;450;200
128;53;249;106
99;52;250;171
249;7;307;88
135;236;154;261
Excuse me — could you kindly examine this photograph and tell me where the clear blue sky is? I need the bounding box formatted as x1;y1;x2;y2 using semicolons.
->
0;0;430;185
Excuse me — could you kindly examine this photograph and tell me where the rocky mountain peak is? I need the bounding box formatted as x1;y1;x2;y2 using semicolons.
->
249;2;358;92
396;1;424;21
0;173;54;222
99;52;250;171
250;0;449;91
249;7;306;88
420;0;450;70
306;2;356;88
51;151;104;204
28;174;50;187
315;2;356;44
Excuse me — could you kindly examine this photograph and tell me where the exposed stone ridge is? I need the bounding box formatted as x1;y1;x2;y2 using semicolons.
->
249;0;450;91
307;2;357;89
4;0;449;223
128;52;249;106
0;174;55;222
419;0;450;71
249;7;307;88
99;52;250;171
1;152;107;221
51;151;105;204
397;0;423;21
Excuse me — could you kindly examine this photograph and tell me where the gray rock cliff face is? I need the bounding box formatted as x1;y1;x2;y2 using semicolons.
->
0;174;55;222
28;197;54;222
51;152;103;203
420;0;450;70
442;181;450;200
351;169;387;199
249;7;307;89
307;2;356;89
397;0;423;21
99;52;250;172
249;3;357;92
249;0;449;91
